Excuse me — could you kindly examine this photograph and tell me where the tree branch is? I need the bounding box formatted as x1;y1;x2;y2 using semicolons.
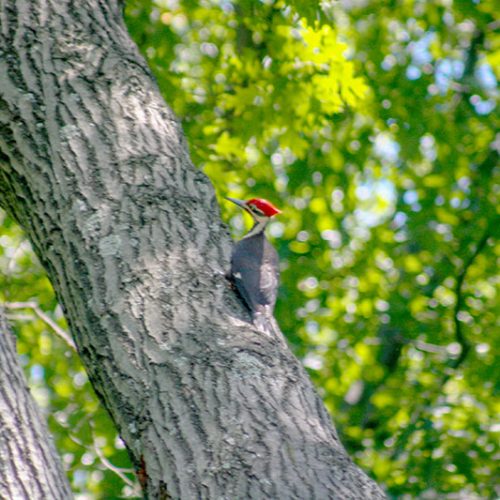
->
450;226;490;369
4;301;76;350
0;307;72;497
391;225;491;459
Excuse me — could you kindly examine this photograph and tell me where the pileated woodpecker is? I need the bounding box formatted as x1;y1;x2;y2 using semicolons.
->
226;197;281;333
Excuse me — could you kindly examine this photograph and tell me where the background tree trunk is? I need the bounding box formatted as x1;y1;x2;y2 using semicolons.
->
0;0;385;497
0;308;72;499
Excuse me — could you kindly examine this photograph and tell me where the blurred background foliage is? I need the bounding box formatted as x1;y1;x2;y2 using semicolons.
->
1;0;499;497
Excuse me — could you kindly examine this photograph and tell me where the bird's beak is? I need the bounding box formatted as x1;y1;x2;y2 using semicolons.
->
225;197;247;210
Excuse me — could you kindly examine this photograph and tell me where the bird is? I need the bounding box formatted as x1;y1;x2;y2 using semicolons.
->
226;197;281;334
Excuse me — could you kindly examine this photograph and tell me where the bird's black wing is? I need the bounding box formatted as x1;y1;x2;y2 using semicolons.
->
231;234;280;316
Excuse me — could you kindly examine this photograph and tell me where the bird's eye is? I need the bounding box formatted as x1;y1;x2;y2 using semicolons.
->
249;205;265;215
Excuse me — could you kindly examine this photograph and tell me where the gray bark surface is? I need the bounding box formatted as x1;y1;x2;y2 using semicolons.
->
0;308;72;499
0;0;386;498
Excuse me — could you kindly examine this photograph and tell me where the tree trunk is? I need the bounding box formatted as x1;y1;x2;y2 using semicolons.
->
0;308;72;499
0;0;385;498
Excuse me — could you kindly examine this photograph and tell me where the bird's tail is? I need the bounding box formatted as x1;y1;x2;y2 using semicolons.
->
252;308;286;345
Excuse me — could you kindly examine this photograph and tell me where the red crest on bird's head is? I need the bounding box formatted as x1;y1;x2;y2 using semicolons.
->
246;198;281;217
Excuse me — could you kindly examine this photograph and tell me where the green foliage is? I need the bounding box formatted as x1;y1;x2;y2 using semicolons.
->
1;0;498;497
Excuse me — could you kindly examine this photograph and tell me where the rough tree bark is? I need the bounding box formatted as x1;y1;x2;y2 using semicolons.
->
0;0;385;498
0;308;72;498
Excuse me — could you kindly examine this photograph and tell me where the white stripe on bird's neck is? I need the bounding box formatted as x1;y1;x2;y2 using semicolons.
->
243;217;269;238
